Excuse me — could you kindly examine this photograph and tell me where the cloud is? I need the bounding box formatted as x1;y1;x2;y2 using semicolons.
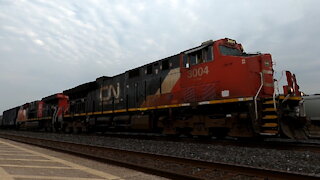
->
33;39;44;46
0;0;320;113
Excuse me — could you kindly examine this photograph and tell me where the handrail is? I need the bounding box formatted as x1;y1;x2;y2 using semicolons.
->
254;72;264;120
53;106;58;125
273;79;277;110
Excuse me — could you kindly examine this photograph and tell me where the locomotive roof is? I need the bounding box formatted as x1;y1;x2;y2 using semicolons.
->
126;54;179;73
181;38;238;54
96;76;111;81
182;39;214;54
63;81;97;96
42;94;59;102
42;93;67;102
3;106;20;113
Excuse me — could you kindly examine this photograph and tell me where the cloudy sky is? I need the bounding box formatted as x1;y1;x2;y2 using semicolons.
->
1;0;320;113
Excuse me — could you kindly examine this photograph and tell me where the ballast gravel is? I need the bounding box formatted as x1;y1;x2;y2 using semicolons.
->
2;131;319;176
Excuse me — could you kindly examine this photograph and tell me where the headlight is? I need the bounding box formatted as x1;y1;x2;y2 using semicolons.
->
288;87;294;94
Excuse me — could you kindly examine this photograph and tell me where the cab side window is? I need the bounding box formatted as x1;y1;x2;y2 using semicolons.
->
190;53;198;65
183;45;213;67
183;55;188;67
203;46;213;62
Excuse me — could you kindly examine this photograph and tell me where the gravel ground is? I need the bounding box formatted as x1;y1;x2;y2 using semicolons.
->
1;130;320;175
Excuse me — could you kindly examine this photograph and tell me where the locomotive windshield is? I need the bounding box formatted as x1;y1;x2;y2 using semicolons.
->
219;45;243;56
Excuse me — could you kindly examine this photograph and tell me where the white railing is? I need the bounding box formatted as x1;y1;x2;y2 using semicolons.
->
254;72;264;120
273;79;278;110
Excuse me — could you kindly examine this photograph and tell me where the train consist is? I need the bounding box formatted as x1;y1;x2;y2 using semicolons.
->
1;38;307;139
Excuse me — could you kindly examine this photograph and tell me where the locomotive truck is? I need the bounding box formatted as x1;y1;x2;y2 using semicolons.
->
1;38;307;139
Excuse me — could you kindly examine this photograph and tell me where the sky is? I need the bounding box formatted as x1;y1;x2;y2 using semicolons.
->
1;0;320;113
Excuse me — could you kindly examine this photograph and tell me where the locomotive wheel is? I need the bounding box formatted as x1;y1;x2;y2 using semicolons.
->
210;128;228;139
73;127;81;134
53;122;61;132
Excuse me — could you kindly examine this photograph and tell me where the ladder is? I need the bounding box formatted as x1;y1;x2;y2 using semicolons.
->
260;99;279;136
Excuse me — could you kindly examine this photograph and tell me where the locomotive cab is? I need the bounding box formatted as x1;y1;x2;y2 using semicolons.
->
180;38;273;100
179;38;306;139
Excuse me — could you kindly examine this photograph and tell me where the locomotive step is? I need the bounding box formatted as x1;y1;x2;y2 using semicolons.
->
263;100;276;105
262;115;278;119
260;130;279;135
261;123;278;127
263;108;276;112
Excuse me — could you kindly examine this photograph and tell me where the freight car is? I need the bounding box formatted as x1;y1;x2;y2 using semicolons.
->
2;106;19;128
303;95;320;138
1;38;307;139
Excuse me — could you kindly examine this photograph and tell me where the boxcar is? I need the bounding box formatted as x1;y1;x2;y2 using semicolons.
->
2;106;19;127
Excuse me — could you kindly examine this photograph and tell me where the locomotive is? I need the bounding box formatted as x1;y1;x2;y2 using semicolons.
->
1;38;307;139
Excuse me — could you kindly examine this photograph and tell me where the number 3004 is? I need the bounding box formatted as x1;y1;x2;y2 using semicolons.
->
187;66;209;78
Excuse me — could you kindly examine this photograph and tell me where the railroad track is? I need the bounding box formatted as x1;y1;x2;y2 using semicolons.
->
103;132;320;154
0;131;319;180
40;130;320;154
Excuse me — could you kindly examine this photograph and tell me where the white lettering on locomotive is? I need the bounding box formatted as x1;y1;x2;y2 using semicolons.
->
100;83;120;104
187;66;209;78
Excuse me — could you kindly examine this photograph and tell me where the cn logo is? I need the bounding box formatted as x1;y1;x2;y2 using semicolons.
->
100;83;120;101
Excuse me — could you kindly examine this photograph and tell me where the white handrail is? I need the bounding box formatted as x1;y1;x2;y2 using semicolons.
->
53;106;58;125
273;79;277;110
254;72;264;120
